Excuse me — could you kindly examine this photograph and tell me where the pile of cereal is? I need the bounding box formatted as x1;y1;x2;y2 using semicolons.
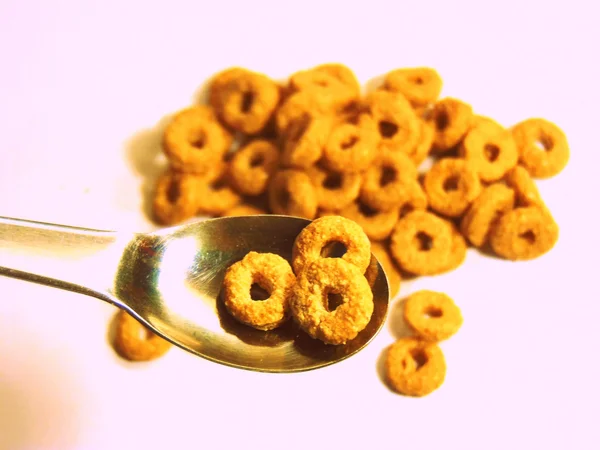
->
114;64;568;395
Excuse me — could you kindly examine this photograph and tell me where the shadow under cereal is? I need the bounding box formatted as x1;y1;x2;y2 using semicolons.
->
387;297;415;340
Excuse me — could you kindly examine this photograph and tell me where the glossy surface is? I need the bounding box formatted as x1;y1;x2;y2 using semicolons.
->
0;215;389;372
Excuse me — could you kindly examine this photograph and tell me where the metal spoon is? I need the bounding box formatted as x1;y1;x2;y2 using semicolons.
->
0;215;389;373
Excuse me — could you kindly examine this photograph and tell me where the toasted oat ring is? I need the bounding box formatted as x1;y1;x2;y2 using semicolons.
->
275;91;332;134
163;106;233;174
360;151;418;211
460;121;519;182
384;337;446;397
223;252;296;331
306;166;362;211
114;310;171;361
511;118;569;178
290;258;374;345
288;65;358;109
311;63;361;97
489;206;559;261
209;67;280;135
229;139;279;196
404;290;463;342
220;204;267;217
152;169;202;226
268;169;318;219
430;98;474;151
340;201;400;241
195;171;241;216
408;119;435;165
281;113;334;169
460;183;516;248
292;215;371;274
383;67;443;107
365;242;402;298
390;210;454;275
504;165;545;209
366;90;421;154
321;113;380;173
423;158;482;217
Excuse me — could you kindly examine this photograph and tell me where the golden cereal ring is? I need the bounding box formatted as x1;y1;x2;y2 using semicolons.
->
210;67;280;135
163;106;233;174
360;151;418;211
511;118;569;178
223;251;296;330
288;66;358;110
383;67;443;107
423;158;482;217
312;63;361;97
404;290;463;342
281;114;334;169
430;98;474;151
365;242;402;298
408;119;435;166
290;258;374;345
292;215;371;274
439;224;468;273
339;201;400;241
390;210;454;276
489;206;559;261
152;169;201;226
504;165;545;208
307;166;362;211
268;169;318;219
229;139;279;196
321;113;380;173
195;171;241;216
114;310;171;362
220;204;267;217
366;90;421;154
460;121;519;182
275;91;332;134
460;183;515;248
384;337;446;397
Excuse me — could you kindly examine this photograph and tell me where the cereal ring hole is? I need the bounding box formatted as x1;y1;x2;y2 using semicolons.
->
399;203;415;218
435;111;449;131
379;121;399;139
410;348;428;370
166;180;181;203
415;231;433;251
241;91;254;113
250;283;270;301
443;175;460;192
424;306;443;318
277;188;291;208
211;178;228;190
535;133;554;152
380;166;397;187
320;241;348;258
250;154;265;167
358;202;379;218
322;173;343;189
519;230;536;244
411;76;424;85
484;144;500;162
190;132;206;150
288;115;311;143
326;291;345;312
341;135;359;150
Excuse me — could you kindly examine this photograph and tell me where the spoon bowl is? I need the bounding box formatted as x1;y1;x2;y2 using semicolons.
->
0;215;389;372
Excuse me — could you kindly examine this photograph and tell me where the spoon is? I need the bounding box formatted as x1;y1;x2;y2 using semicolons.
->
0;215;389;373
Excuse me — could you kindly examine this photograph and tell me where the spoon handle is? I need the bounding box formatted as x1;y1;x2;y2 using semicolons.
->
0;216;128;304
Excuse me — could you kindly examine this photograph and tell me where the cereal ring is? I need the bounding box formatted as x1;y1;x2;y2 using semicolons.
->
390;210;454;276
288;66;358;110
504;165;545;208
268;169;318;219
403;290;463;342
312;63;361;97
408;119;435;166
223;252;296;331
321;113;380;173
306;165;362;211
460;121;519;182
423;158;482;217
511;118;569;178
196;171;241;216
360;151;418;211
275;91;332;134
489;206;559;261
340;201;400;241
163;106;233;174
229;139;279;196
281;113;334;169
220;203;266;217
366;90;421;154
460;183;515;247
290;258;374;345
365;242;402;298
292;215;371;274
384;337;446;397
383;67;443;107
152;169;201;226
430;98;474;151
114;310;171;361
210;67;280;134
